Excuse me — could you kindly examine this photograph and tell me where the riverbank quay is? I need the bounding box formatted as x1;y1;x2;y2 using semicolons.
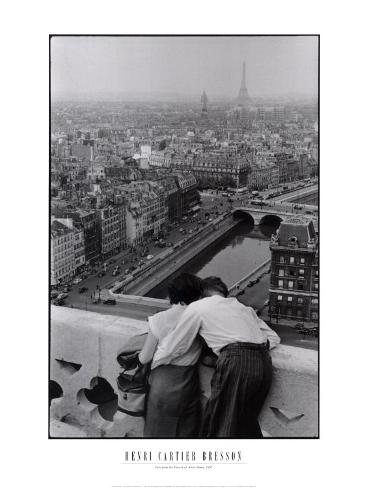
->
274;185;318;205
110;212;240;296
228;258;271;296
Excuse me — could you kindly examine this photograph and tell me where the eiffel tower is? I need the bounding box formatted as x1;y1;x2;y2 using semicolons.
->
236;61;251;107
201;90;208;115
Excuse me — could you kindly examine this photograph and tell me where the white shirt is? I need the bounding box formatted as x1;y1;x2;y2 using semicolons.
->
149;304;202;370
153;295;280;367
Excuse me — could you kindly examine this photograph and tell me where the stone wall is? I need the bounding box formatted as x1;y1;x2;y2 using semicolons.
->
50;305;318;438
50;306;148;437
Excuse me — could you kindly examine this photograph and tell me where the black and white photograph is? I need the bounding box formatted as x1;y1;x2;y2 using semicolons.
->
49;35;319;439
5;0;367;486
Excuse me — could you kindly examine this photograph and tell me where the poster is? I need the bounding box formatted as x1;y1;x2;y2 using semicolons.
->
3;1;366;487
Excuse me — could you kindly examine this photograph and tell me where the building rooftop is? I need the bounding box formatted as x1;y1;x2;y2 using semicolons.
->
50;220;74;238
272;217;317;249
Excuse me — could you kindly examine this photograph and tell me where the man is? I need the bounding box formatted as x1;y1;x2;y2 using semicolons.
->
153;276;280;438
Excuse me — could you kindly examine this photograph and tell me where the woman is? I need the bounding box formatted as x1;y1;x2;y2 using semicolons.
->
139;273;204;438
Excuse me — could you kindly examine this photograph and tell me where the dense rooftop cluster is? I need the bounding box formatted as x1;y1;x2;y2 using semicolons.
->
51;99;318;287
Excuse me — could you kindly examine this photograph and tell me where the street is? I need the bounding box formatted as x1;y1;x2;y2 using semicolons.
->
52;192;234;308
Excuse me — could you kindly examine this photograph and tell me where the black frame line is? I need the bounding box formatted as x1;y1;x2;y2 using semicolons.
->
48;34;320;440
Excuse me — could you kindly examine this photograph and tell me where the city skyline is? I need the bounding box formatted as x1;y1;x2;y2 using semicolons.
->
51;36;318;101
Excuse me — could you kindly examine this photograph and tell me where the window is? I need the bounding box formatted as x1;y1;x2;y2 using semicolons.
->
279;256;285;264
300;257;305;264
288;281;294;289
298;283;304;290
311;312;318;320
278;280;283;288
314;283;319;291
290;256;295;264
315;270;319;277
299;269;305;276
277;295;283;302
311;298;319;305
287;296;293;303
278;269;284;277
297;297;303;304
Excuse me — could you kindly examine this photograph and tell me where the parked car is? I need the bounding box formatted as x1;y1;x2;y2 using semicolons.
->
98;271;105;277
73;277;83;285
112;269;120;276
79;286;88;294
250;199;264;206
53;298;65;306
146;254;154;260
57;292;69;300
50;290;59;299
297;329;310;336
294;204;303;210
295;323;304;330
103;299;116;305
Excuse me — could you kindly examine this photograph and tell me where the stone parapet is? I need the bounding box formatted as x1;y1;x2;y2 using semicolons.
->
50;306;318;438
50;306;148;437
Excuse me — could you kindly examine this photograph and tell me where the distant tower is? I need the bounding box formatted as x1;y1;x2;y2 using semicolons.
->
201;90;208;114
236;61;251;107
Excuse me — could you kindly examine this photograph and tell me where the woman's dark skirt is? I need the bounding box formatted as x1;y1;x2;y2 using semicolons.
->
144;364;200;438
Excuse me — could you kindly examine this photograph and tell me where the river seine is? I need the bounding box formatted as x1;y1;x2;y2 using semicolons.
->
147;221;276;304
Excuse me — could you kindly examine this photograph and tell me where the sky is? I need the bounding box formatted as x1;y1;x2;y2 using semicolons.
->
51;36;318;100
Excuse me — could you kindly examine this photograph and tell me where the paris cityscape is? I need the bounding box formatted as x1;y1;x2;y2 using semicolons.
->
50;36;319;438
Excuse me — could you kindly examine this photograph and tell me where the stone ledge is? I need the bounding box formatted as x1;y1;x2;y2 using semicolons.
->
50;306;318;438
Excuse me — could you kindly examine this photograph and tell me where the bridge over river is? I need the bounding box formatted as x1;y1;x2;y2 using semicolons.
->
231;202;318;228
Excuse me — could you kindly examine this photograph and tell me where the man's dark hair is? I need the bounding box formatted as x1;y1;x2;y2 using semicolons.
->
168;273;204;305
202;276;229;297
